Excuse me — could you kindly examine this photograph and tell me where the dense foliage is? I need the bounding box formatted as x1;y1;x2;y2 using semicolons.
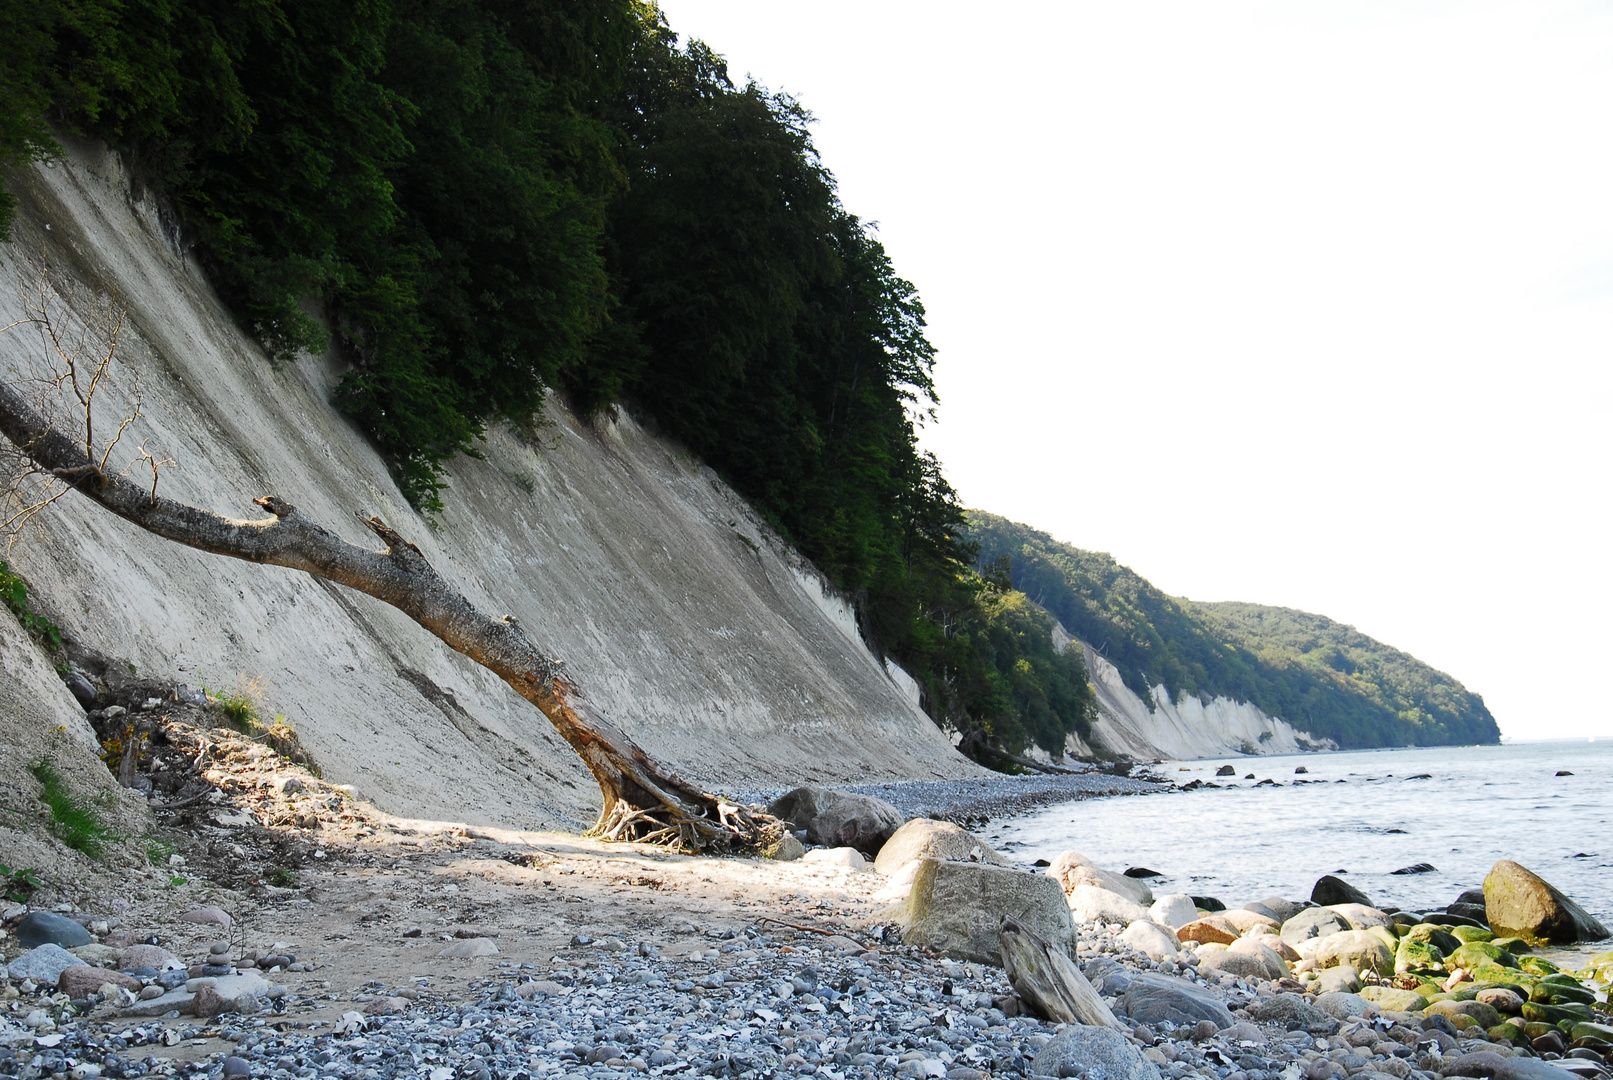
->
967;513;1500;749
1;0;1096;762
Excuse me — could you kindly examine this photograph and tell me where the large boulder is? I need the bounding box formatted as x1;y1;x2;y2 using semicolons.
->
1120;920;1181;961
1151;894;1199;929
15;912;92;949
6;943;89;988
1311;875;1373;908
1177;916;1240;945
1067;885;1152;926
896;859;1075;965
1223;909;1279;935
767;787;903;856
1327;903;1392;930
1482;860;1610;945
1227;935;1291;978
1032;1024;1162;1080
1312;930;1394;976
1050;851;1153;906
1196;945;1274;981
1281;907;1351;950
874;819;1011;875
1312;991;1376;1021
58;966;142;998
1122;972;1236;1028
1251;992;1336;1031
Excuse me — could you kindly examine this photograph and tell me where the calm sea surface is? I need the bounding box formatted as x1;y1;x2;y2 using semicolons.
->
993;740;1613;955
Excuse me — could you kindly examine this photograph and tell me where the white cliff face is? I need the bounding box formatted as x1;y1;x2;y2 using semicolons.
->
1057;632;1334;762
0;141;983;832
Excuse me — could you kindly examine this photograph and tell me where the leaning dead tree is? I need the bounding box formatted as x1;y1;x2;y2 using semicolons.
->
0;263;779;852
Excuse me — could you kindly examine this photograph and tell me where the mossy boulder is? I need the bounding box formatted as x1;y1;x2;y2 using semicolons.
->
1425;998;1501;1029
1518;955;1561;977
1483;860;1611;946
1407;924;1463;955
1360;985;1428;1012
1313;929;1395;977
1451;925;1494;944
1490;936;1532;954
1487;1022;1530;1047
1450;941;1518;970
1569;1022;1613;1045
1396;937;1445;974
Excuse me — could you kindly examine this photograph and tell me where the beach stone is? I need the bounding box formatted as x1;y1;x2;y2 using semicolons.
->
874;819;1011;875
1227;935;1290;978
1223;909;1279;935
1361;986;1429;1012
1068;885;1152;925
1196;946;1272;981
897;859;1075;965
1314;991;1376;1020
1123;972;1237;1028
1328;903;1393;930
1482;861;1610;945
15;912;93;949
7;943;89;987
1282;908;1352;950
1406;923;1463;954
1312;875;1373;907
1315;965;1363;995
1257;896;1306;923
1315;930;1391;975
192;986;226;1019
1396;936;1445;973
767;787;902;856
1050;851;1154;906
760;832;805;861
1450;941;1517;970
1121;920;1181;961
1474;988;1524;1015
1177;916;1240;945
1033;1023;1163;1080
1151;894;1199;929
118;944;180;969
180;905;232;929
1426;999;1501;1029
58;966;141;998
1081;956;1135;995
222;1057;252;1078
438;937;499;958
801;846;872;871
1252;992;1336;1029
1438;1051;1509;1078
120;989;195;1017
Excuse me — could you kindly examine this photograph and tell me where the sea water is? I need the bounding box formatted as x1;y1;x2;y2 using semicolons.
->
993;740;1613;937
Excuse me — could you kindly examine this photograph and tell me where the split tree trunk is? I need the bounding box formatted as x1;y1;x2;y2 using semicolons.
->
0;378;776;851
999;916;1125;1029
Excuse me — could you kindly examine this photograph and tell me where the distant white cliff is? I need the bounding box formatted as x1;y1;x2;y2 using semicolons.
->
1043;623;1335;762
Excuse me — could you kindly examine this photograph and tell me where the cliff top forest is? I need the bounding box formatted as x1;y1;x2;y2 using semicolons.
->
1;0;1495;762
0;0;1098;764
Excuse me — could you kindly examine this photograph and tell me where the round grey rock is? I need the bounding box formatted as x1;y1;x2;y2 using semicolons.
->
16;911;93;949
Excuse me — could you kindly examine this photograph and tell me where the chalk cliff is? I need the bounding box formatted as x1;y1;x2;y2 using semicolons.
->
1047;625;1334;762
0;141;981;833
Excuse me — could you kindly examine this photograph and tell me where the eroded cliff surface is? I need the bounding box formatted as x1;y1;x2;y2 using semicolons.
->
0;142;980;832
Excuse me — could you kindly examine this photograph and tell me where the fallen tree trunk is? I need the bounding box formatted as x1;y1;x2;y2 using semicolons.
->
999;915;1125;1029
0;376;778;852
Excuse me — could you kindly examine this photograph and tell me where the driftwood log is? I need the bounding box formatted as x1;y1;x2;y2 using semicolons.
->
999;915;1125;1029
0;376;781;852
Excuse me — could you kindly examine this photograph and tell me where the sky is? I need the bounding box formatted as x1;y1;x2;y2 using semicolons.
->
654;0;1613;741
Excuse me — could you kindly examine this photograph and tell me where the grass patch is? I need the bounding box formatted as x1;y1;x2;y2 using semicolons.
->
1;560;63;652
144;837;175;866
29;758;113;860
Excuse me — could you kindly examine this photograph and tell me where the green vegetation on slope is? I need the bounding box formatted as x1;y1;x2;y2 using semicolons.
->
967;512;1500;749
0;0;1095;765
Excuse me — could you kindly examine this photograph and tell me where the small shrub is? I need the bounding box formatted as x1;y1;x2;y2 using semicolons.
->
0;863;43;902
29;758;112;860
144;837;175;866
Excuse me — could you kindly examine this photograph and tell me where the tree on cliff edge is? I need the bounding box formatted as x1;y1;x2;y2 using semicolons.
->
0;273;780;853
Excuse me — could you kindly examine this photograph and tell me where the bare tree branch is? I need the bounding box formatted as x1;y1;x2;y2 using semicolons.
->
0;259;779;852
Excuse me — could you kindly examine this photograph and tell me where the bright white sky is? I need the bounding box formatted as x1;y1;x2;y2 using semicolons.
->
655;0;1613;741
